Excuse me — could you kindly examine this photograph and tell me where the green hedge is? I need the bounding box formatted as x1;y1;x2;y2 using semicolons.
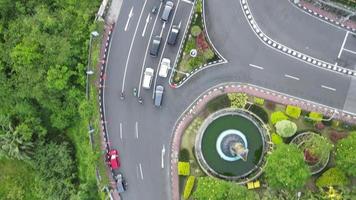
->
309;112;323;122
316;167;349;187
285;105;301;119
179;149;190;162
183;176;195;200
254;97;265;105
249;104;269;123
271;133;283;145
271;111;288;124
178;162;190;176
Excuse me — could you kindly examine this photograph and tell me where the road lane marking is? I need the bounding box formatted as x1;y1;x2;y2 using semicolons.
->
337;31;349;59
152;0;181;99
137;2;163;97
249;64;264;70
159;22;166;38
321;85;336;91
181;0;193;5
139;163;144;180
284;74;300;81
124;7;134;31
135;121;138;139
343;48;356;55
119;123;123;140
161;145;166;169
121;0;148;93
141;14;151;37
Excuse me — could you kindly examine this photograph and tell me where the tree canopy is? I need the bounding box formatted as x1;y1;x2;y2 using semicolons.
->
335;132;356;176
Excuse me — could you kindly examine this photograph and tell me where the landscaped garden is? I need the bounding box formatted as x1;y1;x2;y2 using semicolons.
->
172;0;220;84
178;92;356;199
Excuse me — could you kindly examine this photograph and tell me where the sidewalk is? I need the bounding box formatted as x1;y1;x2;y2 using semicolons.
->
170;82;356;200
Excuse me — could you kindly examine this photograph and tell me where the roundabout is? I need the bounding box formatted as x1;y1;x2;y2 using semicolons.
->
195;108;269;181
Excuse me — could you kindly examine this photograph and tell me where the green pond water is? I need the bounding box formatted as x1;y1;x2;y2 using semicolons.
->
201;114;264;177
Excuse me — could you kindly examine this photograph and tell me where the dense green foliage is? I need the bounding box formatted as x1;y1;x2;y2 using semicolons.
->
271;133;283;145
265;144;310;191
228;93;248;109
191;25;202;37
249;104;269;123
270;111;288;124
193;176;257;200
335;132;356;176
183;176;195;199
303;133;332;161
275;120;297;137
309;112;323;122
206;94;230;112
178;161;191;176
285;105;301;119
0;0;101;198
316;167;349;187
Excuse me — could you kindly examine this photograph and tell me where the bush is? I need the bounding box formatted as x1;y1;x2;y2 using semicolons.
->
285;105;301;119
335;132;356;176
178;162;190;176
191;25;202;37
184;37;196;53
179;148;190;162
316;167;349;187
309;112;323;122
202;49;214;60
329;131;347;143
265;101;276;110
275;120;297;138
270;111;288;125
249;104;269;123
195;0;202;13
315;122;325;130
187;56;204;70
183;176;195;199
271;133;283;145
228;93;248;109
254;97;265;105
206;94;230;112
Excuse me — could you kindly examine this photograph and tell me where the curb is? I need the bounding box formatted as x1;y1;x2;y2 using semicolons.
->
168;0;228;88
240;0;356;77
169;82;356;200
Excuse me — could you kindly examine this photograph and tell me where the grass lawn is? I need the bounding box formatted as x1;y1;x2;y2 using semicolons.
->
0;159;39;200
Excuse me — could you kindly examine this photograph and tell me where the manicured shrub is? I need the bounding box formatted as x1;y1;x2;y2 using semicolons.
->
309;112;323;122
316;167;349;187
206;94;230;112
271;133;283;145
179;148;190;162
335;132;356;176
249;104;269;123
275;120;297;137
183;176;195;200
270;111;288;125
303;133;332;165
265;101;276;110
202;49;214;60
254;97;265;105
329;131;347;143
191;25;202;37
227;93;248;109
285;105;301;119
196;32;209;51
178;162;190;176
195;0;202;13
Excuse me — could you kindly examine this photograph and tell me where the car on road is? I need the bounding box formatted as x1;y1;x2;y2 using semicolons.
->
161;1;174;21
142;68;154;89
167;25;180;45
107;149;120;170
154;85;164;107
151;5;158;14
159;58;170;78
115;173;127;193
150;35;162;57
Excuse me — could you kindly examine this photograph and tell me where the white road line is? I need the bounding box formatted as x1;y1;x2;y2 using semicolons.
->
284;74;300;81
160;22;166;38
161;145;166;169
343;48;356;55
135;121;138;139
152;0;181;99
139;163;144;180
121;0;148;93
321;85;336;91
181;0;193;5
125;7;134;31
142;14;151;37
337;31;349;59
119;123;123;140
137;2;163;97
249;64;264;70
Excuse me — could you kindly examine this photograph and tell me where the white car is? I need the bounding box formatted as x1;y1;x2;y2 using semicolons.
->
159;58;170;78
142;68;154;89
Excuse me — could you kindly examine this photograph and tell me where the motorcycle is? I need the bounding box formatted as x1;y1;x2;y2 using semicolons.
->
133;88;137;97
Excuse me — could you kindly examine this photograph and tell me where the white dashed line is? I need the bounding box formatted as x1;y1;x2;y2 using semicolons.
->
135;121;139;139
343;48;356;55
321;85;336;91
249;64;264;70
139;163;144;180
119;123;123;140
284;74;300;81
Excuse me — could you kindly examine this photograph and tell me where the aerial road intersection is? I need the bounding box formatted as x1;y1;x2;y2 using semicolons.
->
102;0;356;199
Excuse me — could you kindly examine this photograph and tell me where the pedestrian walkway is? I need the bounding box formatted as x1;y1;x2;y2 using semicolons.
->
170;82;356;200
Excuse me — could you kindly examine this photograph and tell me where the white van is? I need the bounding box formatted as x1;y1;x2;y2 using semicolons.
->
142;68;154;89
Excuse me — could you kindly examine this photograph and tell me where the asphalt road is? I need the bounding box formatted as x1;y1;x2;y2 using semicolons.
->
104;0;356;199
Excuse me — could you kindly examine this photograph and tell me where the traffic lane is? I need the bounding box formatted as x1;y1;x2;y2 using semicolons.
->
248;43;351;109
343;78;356;114
339;51;356;70
203;0;261;63
248;0;345;64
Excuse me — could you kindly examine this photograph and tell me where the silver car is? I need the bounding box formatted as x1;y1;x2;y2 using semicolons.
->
154;85;164;107
161;1;174;21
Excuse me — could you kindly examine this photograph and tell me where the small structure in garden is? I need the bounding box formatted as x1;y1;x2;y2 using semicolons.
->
190;49;197;57
195;108;269;182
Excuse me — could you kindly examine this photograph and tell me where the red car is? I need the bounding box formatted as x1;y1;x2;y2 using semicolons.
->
107;149;120;170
